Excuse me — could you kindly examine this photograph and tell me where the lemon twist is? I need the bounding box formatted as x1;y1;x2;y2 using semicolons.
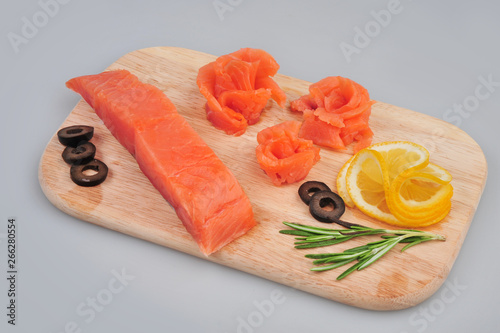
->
337;141;453;227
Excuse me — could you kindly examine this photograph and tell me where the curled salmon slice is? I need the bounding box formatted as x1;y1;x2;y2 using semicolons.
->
197;48;286;136
291;76;374;153
256;121;320;186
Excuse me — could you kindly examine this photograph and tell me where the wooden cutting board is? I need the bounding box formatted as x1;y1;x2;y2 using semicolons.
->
38;47;487;310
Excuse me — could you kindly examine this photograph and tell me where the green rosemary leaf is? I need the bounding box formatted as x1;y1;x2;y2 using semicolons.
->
294;235;335;245
304;235;337;242
343;245;371;253
336;261;365;280
280;221;446;280
279;229;316;237
282;222;341;235
358;239;400;270
349;225;370;230
366;239;392;246
311;253;359;265
398;236;426;243
394;229;425;233
310;258;357;272
311;257;335;265
295;236;355;249
322;252;365;263
305;253;339;259
401;238;434;252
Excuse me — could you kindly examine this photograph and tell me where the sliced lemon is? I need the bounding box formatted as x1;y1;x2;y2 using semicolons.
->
386;163;454;226
406;162;453;185
336;155;355;208
387;197;452;227
368;141;429;182
392;164;452;207
345;149;400;224
341;141;453;228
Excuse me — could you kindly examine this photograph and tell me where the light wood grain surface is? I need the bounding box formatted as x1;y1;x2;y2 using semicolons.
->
38;47;487;310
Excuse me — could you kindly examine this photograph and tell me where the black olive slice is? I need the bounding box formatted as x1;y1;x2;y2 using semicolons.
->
62;142;96;165
298;181;332;205
309;190;346;223
70;159;108;187
57;125;94;147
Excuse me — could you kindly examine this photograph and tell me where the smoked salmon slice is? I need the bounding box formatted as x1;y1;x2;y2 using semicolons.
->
256;121;320;186
197;48;286;136
66;69;256;255
291;76;374;153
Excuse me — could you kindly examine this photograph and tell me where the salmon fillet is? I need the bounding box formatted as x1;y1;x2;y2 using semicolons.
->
66;69;256;255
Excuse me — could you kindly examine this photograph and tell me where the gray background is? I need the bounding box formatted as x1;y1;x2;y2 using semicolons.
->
1;0;499;332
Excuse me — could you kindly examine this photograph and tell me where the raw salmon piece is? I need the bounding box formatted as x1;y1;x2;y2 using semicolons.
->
205;104;248;137
198;62;248;136
299;110;346;150
197;48;286;135
135;118;256;255
228;48;281;77
339;108;372;148
299;108;373;152
290;94;317;113
291;76;374;153
256;121;320;186
66;69;256;255
66;70;172;155
218;89;272;125
255;76;286;108
342;126;374;152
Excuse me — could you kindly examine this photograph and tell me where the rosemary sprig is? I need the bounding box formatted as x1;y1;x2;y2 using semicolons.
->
280;221;446;280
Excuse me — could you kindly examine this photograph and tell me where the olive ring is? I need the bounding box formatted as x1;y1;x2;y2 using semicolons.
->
308;190;346;223
298;181;332;205
70;159;108;187
57;125;94;147
62;142;96;165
